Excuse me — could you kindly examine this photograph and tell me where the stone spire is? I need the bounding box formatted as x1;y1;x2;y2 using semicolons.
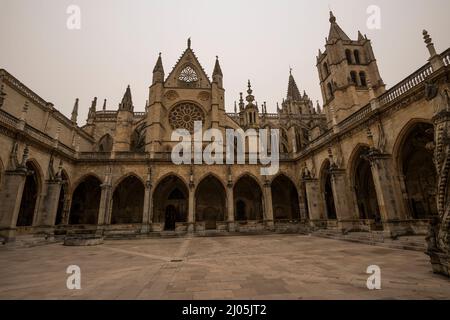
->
358;30;365;41
213;56;223;77
152;52;165;84
423;30;444;70
119;85;133;112
212;56;223;88
71;98;79;123
287;69;302;101
103;99;107;111
246;80;257;109
88;97;97;119
327;11;351;41
153;52;164;73
239;92;245;111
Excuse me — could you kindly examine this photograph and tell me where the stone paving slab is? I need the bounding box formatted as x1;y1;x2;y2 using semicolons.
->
0;234;449;300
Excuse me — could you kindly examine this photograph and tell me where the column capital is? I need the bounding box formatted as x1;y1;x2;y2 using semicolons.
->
100;183;112;190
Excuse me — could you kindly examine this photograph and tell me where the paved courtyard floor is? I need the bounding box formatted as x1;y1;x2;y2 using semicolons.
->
0;234;449;300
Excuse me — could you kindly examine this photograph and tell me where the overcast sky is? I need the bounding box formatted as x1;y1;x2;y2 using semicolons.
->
1;0;449;124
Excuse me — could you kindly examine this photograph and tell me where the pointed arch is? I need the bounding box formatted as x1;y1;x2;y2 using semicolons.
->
17;159;43;227
97;134;113;152
111;175;145;224
130;124;146;152
348;144;382;224
319;159;337;220
153;174;189;230
195;175;226;229
69;175;102;225
271;174;300;221
233;174;264;221
393;119;436;219
112;173;144;191
55;169;70;225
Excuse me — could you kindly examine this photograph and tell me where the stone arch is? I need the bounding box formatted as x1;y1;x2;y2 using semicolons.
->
130;124;146;152
319;159;337;220
112;173;144;191
153;174;189;230
393;120;436;219
271;174;301;221
97;134;113;152
233;174;263;221
55;169;70;225
17;159;43;227
69;175;102;225
195;175;226;229
348;144;382;226
111;174;145;224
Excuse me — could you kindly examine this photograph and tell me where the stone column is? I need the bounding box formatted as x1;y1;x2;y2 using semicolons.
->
38;179;62;229
304;178;324;228
98;183;112;227
61;196;71;225
329;167;359;231
226;183;235;232
297;184;308;222
0;168;27;241
263;180;274;229
142;180;152;233
187;183;195;232
366;151;409;236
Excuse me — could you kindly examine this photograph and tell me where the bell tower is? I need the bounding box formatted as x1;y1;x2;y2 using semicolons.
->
317;12;385;127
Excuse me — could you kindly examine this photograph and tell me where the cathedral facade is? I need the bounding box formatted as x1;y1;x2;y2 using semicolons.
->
0;13;449;276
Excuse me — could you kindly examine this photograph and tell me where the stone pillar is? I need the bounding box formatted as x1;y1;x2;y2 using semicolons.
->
0;168;27;241
98;183;112;227
329;168;359;231
37;179;62;229
226;183;235;232
187;184;195;232
366;151;409;236
61;196;71;225
263;180;274;229
297;185;308;221
142;180;152;233
304;178;324;228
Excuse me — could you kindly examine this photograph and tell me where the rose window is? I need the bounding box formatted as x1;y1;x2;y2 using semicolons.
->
169;103;205;132
178;66;199;83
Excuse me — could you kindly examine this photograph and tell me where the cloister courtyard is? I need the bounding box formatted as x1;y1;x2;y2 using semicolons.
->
0;234;449;300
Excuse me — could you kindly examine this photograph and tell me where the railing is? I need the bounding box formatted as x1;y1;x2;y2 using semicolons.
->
337;103;373;130
24;124;57;146
443;48;450;66
0;109;19;127
96;110;117;115
378;63;434;106
114;152;148;160
134;112;146;117
78;152;111;160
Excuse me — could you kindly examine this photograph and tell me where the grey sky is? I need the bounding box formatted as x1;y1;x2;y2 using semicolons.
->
1;0;449;124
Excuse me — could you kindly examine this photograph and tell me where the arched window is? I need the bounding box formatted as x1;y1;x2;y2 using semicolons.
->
323;62;329;77
359;72;367;87
345;49;353;64
354;50;361;64
327;83;334;98
350;71;358;85
98;134;113;152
